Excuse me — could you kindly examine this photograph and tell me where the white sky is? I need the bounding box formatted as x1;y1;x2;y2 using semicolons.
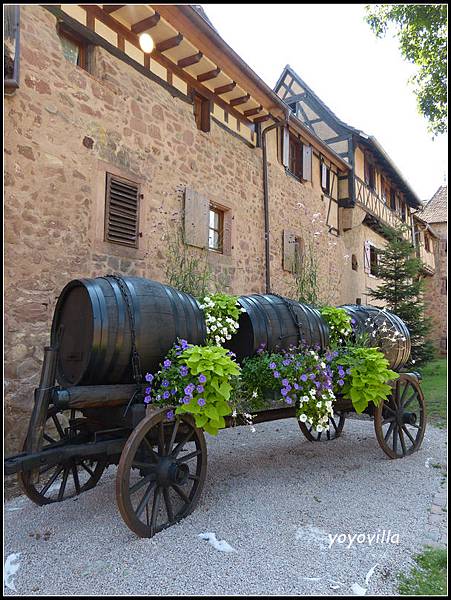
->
202;3;448;200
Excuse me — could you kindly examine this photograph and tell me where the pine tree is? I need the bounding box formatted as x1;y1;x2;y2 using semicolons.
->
369;224;435;366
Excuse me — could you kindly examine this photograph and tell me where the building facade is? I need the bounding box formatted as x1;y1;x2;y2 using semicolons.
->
4;5;423;455
417;186;448;354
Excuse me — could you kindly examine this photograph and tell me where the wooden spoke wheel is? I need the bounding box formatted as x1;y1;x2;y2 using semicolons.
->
298;411;346;442
18;406;107;506
116;408;207;538
374;374;426;459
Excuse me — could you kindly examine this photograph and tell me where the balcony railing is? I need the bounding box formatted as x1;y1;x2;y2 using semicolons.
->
354;176;410;240
416;244;436;275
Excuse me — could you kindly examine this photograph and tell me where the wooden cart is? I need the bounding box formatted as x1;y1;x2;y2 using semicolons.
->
5;341;426;538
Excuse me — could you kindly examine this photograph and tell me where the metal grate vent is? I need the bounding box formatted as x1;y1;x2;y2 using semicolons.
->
105;173;140;247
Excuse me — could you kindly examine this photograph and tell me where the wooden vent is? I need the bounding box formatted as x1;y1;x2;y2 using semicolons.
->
105;173;140;247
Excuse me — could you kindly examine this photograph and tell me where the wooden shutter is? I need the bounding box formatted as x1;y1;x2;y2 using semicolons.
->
302;144;312;181
105;173;140;247
282;127;290;168
283;230;297;272
184;187;209;248
363;240;371;273
194;93;210;133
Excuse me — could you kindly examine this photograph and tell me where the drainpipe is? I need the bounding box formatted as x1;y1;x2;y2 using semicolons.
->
261;116;289;294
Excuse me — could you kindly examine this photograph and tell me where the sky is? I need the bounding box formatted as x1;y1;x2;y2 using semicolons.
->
202;3;448;201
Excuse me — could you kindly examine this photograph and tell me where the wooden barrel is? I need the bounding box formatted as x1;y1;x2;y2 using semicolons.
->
51;276;206;386
339;304;411;370
226;294;329;360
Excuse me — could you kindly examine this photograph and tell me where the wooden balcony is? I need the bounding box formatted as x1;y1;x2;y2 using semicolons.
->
417;244;436;275
354;176;411;240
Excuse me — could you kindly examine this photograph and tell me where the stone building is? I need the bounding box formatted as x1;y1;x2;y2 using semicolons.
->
4;4;423;455
417;186;448;354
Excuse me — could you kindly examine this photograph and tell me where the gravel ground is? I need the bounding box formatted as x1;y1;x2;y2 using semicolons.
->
4;417;447;596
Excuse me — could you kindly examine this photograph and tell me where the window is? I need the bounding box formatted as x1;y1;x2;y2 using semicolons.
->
381;178;390;205
440;239;447;256
193;93;210;133
400;201;407;222
369;246;379;275
424;233;431;252
321;162;331;195
288;133;302;179
57;24;92;72
4;5;20;91
364;155;376;190
351;254;358;271
389;189;397;211
441;277;447;295
105;173;140;248
283;230;304;274
208;206;224;252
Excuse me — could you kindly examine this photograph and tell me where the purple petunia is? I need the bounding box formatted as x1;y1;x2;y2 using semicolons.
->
273;371;280;378
282;378;289;387
145;387;152;394
183;396;191;404
338;379;344;386
282;359;291;366
166;410;174;420
293;382;299;390
163;359;172;369
198;374;207;384
162;379;169;388
171;388;178;396
179;366;189;377
163;391;170;399
145;373;154;383
281;388;288;397
309;373;316;380
269;362;277;370
197;385;204;393
285;397;293;404
184;384;195;396
300;374;308;382
315;381;321;389
144;395;152;404
198;397;206;406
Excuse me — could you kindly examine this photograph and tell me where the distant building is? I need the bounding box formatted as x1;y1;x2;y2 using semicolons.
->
417;186;448;354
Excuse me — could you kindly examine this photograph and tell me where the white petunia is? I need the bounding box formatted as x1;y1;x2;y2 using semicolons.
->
299;414;308;422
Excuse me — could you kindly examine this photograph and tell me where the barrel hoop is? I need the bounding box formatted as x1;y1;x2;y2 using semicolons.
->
191;295;207;344
82;279;108;384
270;294;305;348
239;295;269;354
102;276;126;382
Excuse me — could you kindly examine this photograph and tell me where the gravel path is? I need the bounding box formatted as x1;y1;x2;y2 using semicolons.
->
4;417;447;596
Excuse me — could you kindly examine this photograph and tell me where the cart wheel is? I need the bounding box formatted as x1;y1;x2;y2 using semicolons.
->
116;408;207;538
298;411;346;441
18;406;107;505
374;373;426;459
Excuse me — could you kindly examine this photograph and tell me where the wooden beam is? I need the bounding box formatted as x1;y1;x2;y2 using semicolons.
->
244;105;263;117
253;114;270;123
230;93;250;107
177;51;203;68
131;13;160;34
80;5;255;127
102;5;125;14
197;67;220;82
214;81;236;95
156;33;183;53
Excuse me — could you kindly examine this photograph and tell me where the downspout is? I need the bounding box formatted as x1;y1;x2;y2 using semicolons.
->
261;116;289;294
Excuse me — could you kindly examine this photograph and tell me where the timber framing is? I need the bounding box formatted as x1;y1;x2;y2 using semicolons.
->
49;5;349;171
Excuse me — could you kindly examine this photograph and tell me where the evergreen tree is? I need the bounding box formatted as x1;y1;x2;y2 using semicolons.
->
369;224;435;366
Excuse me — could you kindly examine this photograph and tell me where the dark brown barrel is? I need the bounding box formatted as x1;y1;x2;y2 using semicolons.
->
226;294;329;360
339;304;411;370
51;276;206;386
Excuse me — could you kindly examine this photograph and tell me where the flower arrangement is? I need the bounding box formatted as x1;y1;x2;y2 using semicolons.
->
198;293;245;346
145;340;240;436
320;306;353;348
330;346;399;413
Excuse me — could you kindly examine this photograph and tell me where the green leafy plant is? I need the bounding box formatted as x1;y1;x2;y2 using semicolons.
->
332;347;399;413
145;340;240;436
198;293;245;346
164;225;212;298
320;306;352;348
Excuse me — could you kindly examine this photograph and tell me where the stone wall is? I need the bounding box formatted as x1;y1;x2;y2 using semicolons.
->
4;5;385;457
424;222;447;354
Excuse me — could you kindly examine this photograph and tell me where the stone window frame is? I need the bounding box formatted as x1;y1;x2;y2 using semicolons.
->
92;160;146;260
